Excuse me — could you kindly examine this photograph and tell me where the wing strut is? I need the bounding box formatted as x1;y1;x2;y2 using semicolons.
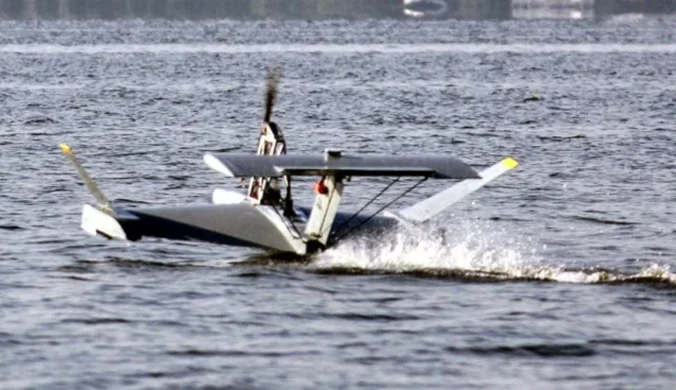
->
327;176;428;248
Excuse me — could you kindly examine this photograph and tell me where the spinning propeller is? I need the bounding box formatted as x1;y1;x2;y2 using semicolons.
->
262;67;283;138
263;67;280;123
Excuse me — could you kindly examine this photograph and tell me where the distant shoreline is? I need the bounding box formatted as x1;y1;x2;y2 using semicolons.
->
0;0;675;21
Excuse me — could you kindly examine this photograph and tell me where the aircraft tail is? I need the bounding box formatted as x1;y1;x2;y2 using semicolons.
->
59;143;115;215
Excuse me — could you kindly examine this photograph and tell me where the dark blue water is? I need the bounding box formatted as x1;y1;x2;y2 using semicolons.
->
1;18;676;389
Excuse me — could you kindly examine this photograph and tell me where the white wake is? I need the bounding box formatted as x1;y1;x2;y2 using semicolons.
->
311;218;675;285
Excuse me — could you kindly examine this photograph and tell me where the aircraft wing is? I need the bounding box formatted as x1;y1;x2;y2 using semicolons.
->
393;157;518;223
204;153;480;179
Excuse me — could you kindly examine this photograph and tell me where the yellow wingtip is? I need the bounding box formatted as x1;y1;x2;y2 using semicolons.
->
503;157;519;169
59;143;72;155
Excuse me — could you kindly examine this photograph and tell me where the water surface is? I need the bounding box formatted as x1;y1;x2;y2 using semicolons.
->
1;18;675;389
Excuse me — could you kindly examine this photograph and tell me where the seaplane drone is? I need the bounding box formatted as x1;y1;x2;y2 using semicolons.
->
61;69;518;256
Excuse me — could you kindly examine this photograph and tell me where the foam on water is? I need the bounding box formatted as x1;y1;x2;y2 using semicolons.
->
312;218;676;285
315;218;534;271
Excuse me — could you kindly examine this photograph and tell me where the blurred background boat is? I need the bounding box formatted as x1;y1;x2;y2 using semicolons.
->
512;0;594;19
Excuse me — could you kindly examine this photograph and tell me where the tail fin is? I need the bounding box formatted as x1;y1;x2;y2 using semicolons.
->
394;157;518;223
59;143;115;215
